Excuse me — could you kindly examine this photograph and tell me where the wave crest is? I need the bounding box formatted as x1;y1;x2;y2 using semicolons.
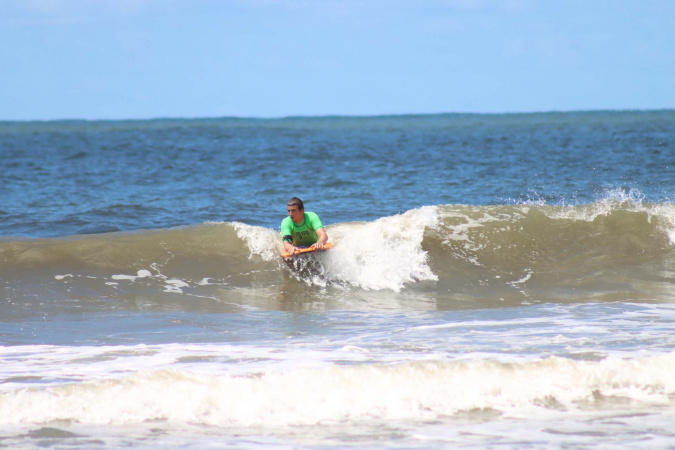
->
1;200;674;310
2;352;675;426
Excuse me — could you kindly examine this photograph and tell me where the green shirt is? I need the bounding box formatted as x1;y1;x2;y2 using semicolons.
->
280;212;324;247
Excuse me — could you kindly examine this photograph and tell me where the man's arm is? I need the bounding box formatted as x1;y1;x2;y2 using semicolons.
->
311;228;328;250
281;218;297;255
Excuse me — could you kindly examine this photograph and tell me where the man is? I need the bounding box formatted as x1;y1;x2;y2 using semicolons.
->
280;197;328;256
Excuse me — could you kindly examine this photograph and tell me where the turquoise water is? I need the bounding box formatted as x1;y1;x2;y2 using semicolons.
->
1;111;675;448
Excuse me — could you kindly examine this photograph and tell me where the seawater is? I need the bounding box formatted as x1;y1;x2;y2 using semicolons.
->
1;111;675;448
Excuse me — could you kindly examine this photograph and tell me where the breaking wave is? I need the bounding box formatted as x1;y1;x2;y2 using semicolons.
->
2;349;675;426
2;197;674;310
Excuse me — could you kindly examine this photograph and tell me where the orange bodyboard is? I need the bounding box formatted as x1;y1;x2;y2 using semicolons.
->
281;243;333;259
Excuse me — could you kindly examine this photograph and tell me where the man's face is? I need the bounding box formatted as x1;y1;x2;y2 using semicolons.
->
287;205;303;224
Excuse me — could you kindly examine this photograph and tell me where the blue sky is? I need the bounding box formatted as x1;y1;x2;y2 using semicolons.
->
1;0;673;120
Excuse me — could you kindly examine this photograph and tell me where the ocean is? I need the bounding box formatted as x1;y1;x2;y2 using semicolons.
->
1;110;674;448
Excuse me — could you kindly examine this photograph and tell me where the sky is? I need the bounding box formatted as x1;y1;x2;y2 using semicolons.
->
1;0;674;120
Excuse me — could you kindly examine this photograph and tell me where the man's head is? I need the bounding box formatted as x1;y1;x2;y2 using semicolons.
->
287;197;304;223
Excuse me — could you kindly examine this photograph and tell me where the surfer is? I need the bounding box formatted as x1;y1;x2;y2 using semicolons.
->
281;197;328;256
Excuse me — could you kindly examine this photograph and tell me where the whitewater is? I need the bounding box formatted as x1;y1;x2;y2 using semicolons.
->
1;111;674;448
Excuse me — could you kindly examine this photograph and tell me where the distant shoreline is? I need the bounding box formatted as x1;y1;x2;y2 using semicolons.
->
2;108;674;126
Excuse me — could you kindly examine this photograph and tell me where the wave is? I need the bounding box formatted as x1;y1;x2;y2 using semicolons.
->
1;198;674;310
1;350;674;426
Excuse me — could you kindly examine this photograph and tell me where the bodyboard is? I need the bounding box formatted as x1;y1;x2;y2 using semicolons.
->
281;243;333;259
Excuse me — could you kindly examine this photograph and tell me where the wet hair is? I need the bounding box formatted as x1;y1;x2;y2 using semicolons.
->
287;197;304;210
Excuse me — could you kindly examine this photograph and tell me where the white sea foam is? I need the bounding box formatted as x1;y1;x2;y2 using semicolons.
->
2;302;675;444
322;207;439;291
111;269;152;281
106;267;198;294
1;352;675;427
233;222;279;261
163;279;190;293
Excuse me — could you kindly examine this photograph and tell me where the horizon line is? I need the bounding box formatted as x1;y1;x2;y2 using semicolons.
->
2;108;674;124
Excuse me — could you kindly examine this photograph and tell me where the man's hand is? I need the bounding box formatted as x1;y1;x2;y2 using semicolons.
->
284;243;298;255
312;228;328;251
